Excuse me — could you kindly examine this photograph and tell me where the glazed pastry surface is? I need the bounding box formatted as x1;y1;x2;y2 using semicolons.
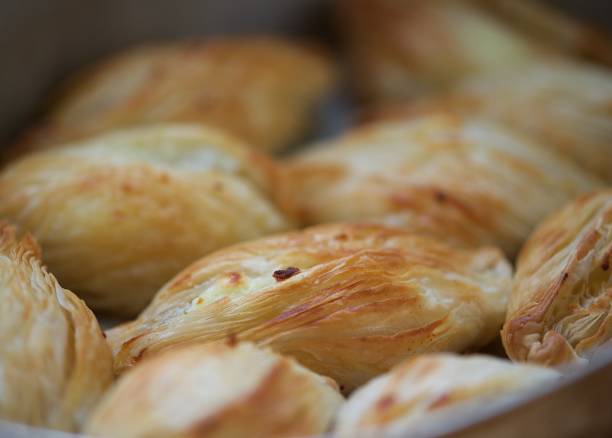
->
286;114;601;256
85;342;343;438
0;223;113;431
335;353;559;437
0;124;292;315
14;37;334;154
503;190;612;365
108;222;512;391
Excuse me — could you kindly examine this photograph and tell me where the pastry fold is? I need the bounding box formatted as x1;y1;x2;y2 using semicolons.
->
503;190;612;365
108;222;512;391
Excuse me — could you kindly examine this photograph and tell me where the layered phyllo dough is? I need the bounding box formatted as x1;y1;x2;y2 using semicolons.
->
0;223;113;431
366;61;612;182
286;113;601;256
335;353;558;437
0;124;292;315
503;190;612;365
85;342;343;438
108;222;511;391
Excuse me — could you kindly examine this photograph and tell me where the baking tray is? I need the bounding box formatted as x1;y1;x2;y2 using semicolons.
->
1;1;611;437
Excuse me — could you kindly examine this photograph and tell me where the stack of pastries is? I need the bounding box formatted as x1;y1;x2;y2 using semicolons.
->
0;2;610;437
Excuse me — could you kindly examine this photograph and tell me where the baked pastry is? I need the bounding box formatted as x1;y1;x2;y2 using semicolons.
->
334;353;559;437
366;61;612;182
14;37;334;155
84;342;343;438
503;190;612;366
336;0;612;100
108;222;512;391
0;124;292;315
0;223;113;431
285;113;601;256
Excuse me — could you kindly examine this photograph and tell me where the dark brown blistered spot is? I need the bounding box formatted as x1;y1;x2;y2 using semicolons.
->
226;333;238;347
273;267;301;282
121;182;135;193
561;272;569;284
434;190;447;203
227;272;241;284
335;233;348;241
376;395;396;411
602;249;611;271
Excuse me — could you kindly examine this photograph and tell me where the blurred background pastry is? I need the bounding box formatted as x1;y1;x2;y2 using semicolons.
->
336;0;612;101
11;37;335;158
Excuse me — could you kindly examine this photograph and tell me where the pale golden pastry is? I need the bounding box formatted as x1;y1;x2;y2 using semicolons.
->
337;0;612;100
0;223;113;431
14;37;334;155
0;124;292;315
502;190;612;366
366;61;612;182
84;342;343;438
286;114;602;256
334;353;559;437
108;222;512;391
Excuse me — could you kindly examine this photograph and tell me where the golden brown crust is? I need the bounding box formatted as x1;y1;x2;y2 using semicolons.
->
336;0;612;101
0;222;113;431
84;342;343;438
285;113;601;256
364;61;612;182
502;190;612;366
108;222;511;391
11;37;335;157
0;124;293;315
335;353;559;437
